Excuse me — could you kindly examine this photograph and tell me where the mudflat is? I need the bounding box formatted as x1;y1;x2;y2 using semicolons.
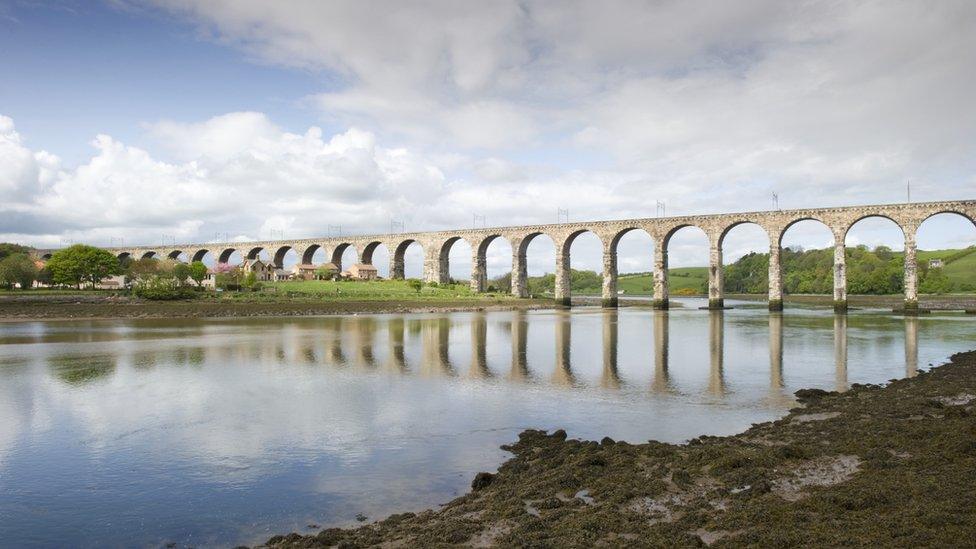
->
0;294;553;321
265;350;976;548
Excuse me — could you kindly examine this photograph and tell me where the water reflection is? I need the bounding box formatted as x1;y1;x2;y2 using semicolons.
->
0;306;964;548
26;309;932;400
905;316;918;378
708;311;725;396
652;310;672;393
834;314;848;392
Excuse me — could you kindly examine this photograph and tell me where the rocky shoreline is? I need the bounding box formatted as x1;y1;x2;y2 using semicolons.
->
263;351;976;547
0;295;554;321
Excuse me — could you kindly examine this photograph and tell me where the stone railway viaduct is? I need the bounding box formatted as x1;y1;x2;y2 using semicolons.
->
73;200;975;311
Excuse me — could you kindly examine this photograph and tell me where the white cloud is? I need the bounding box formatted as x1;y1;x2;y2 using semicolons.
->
4;0;976;269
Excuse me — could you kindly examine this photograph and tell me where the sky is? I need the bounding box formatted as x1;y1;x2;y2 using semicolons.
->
2;0;975;278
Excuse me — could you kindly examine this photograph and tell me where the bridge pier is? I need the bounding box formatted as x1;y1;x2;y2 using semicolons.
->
833;233;848;313
652;243;669;309
389;254;404;280
601;248;618;308
471;248;487;293
768;241;784;311
903;227;919;310
554;247;571;306
511;240;529;298
707;238;725;309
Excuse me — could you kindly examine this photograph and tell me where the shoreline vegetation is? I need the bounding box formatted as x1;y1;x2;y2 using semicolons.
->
262;350;976;548
2;291;976;321
2;290;976;321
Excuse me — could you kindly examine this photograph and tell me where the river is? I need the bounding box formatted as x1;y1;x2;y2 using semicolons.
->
0;299;973;547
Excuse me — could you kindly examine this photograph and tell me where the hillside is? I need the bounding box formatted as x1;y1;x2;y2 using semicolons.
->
512;246;976;296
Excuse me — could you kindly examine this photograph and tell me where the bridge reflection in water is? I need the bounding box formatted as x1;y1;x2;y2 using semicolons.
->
43;308;929;399
187;309;924;399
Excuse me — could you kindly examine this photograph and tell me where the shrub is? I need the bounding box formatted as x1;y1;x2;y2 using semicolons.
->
132;275;196;300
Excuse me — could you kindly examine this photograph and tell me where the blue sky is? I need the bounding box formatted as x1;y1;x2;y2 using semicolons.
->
1;1;975;277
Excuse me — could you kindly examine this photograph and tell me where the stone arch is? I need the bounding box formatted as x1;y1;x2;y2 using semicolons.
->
606;227;656;303
302;244;326;265
140;251;158;260
438;236;472;284
776;216;831;247
775;218;836;307
919;209;976;228
472;234;513;292
511;232;557;299
843;214;909;306
191;249;210;263
167;250;184;260
661;223;708;250
361;241;384;265
331;243;357;272
218;248;237;264
392;239;423;280
659;224;712;306
842;214;906;242
115;252;129;261
718;220;771;248
912;211;976;299
608;226;652;256
246;246;266;260
555;229;604;306
715;221;771;306
273;245;294;268
360;241;392;278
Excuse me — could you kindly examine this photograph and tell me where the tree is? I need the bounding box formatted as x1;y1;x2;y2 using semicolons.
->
316;264;337;280
172;263;191;286
188;261;208;287
0;253;38;289
0;243;32;260
243;271;258;290
46;245;122;288
125;257;160;286
408;279;423;293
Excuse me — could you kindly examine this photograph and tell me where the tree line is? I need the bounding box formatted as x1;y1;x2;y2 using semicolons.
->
484;245;968;296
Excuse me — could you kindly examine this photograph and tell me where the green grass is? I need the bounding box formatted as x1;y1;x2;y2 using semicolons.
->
258;279;510;301
614;267;708;296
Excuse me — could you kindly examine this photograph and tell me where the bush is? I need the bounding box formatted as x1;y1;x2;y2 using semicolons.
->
132;276;196;300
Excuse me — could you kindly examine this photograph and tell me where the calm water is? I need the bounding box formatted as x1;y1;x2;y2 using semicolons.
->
0;300;973;547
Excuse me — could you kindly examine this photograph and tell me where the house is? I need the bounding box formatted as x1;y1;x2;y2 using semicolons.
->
240;258;277;281
291;263;318;280
929;258;945;269
348;263;379;281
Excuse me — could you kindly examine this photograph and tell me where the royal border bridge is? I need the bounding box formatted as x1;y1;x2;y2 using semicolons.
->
64;200;976;311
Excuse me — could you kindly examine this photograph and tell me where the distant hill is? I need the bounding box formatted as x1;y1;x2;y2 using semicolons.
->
491;246;976;296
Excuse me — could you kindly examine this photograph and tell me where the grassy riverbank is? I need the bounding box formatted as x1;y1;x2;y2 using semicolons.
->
0;288;550;320
265;350;976;548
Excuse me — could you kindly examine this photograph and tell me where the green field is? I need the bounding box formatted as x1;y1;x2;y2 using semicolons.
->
612;268;708;296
